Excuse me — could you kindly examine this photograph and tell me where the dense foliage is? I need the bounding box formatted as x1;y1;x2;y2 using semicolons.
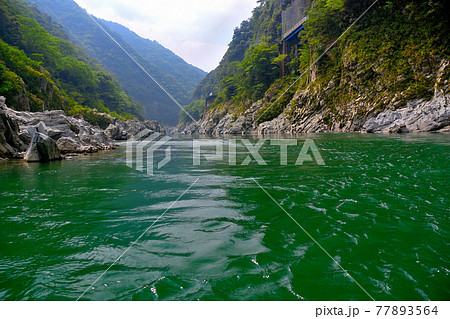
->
186;0;449;126
0;0;142;123
179;99;206;126
260;0;450;121
182;43;284;125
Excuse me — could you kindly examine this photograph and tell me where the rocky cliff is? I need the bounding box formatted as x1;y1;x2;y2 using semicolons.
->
182;58;449;135
181;0;449;136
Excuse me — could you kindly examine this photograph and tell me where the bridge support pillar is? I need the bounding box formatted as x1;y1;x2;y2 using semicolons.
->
281;41;287;78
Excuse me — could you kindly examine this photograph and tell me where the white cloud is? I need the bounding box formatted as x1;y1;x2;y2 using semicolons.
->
73;0;258;71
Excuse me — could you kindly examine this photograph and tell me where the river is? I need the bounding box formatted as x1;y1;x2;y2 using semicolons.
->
0;134;448;300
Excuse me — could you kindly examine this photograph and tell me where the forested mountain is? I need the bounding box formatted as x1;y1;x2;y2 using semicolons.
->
183;0;449;132
27;0;206;125
100;19;206;102
0;0;142;125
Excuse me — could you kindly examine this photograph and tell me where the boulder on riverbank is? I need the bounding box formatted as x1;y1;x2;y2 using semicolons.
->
24;132;62;162
363;93;450;133
1;96;168;160
0;99;26;159
3;104;114;155
105;118;165;141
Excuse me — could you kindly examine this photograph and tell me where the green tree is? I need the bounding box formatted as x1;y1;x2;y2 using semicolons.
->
0;0;143;121
237;43;285;101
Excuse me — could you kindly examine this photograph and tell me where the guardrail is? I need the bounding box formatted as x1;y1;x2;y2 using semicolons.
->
282;15;309;40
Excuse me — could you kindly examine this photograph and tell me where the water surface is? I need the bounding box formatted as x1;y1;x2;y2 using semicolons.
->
0;134;449;300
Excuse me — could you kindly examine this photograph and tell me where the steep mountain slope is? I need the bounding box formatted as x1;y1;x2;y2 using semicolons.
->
184;0;449;133
101;19;205;102
0;0;142;126
27;0;206;125
180;0;295;125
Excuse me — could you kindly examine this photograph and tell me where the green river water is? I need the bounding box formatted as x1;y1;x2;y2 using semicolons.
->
0;134;449;301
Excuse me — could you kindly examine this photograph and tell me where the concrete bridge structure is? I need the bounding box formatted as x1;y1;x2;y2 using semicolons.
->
281;0;311;76
282;0;309;41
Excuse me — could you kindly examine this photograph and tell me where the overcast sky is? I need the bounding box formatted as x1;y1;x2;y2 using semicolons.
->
73;0;258;72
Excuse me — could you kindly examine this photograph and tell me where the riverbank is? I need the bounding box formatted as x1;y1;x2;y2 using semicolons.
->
180;88;450;135
185;0;450;138
0;97;164;161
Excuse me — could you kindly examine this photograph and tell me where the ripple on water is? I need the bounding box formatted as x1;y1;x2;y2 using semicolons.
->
0;135;449;300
